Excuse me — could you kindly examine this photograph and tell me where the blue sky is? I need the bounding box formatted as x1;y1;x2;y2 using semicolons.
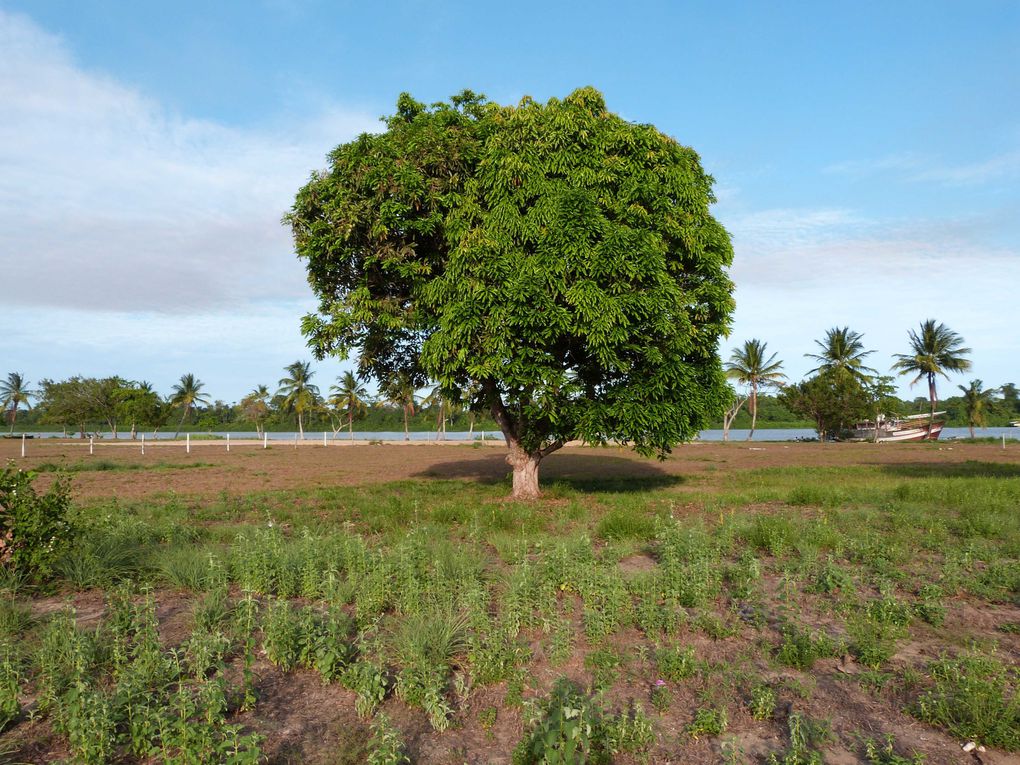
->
2;1;1018;404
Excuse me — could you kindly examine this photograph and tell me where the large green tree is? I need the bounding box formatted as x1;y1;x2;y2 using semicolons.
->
287;88;734;498
724;339;785;441
779;371;873;442
38;377;96;438
0;373;36;434
891;319;971;435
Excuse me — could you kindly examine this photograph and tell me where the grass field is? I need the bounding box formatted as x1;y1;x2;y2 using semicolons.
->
1;440;1018;764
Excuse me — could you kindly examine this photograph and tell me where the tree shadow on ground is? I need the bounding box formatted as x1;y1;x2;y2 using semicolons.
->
880;460;1020;480
413;451;684;493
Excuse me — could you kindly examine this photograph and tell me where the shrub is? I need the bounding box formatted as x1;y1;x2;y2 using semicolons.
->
0;464;73;581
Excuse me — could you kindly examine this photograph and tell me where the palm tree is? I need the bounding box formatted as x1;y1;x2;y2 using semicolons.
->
277;361;320;439
0;373;36;434
171;373;210;437
240;384;271;438
805;326;876;382
725;340;786;440
329;372;369;440
423;382;462;441
892;319;972;434
957;379;995;439
381;377;417;441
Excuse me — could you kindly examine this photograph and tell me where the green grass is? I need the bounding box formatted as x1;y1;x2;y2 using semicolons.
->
3;455;1019;761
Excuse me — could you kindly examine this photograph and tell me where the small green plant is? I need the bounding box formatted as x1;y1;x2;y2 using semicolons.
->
262;597;302;670
767;712;825;765
656;644;697;683
808;556;854;595
604;702;655;756
585;647;622;694
479;705;498;731
776;626;838;670
914;651;1020;751
914;584;945;627
0;464;73;581
687;707;727;739
651;679;671;713
863;735;925;764
0;642;20;730
366;713;410;765
512;678;609;765
344;660;388;718
749;683;777;721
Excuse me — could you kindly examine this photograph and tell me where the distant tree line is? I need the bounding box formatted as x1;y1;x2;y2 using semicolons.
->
722;320;1016;441
3;320;1016;441
0;365;498;440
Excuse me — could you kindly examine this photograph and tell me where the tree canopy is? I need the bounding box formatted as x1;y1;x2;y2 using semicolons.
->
287;87;735;497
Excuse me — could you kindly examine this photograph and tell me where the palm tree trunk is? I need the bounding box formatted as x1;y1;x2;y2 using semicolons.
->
403;405;410;441
747;383;758;441
7;406;15;435
174;405;189;438
298;411;304;439
348;409;354;441
927;373;937;439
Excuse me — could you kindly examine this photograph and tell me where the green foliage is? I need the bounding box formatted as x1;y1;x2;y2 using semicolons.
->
0;464;73;580
687;707;728;739
748;683;777;721
288;87;735;493
513;679;612;765
767;713;825;765
0;641;20;730
863;736;925;765
656;644;697;683
367;713;410;765
779;370;876;440
915;651;1020;750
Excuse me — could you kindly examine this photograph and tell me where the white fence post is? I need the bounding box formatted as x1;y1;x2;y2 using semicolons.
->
186;433;191;454
89;436;94;455
21;434;26;458
323;431;327;447
264;432;268;449
141;433;145;455
227;433;231;452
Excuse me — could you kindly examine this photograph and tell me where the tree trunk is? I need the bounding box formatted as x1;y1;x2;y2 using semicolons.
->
403;406;410;441
928;374;937;439
349;411;354;441
7;407;15;434
298;411;304;439
969;423;975;439
174;405;189;438
747;383;758;441
130;421;137;440
508;448;542;500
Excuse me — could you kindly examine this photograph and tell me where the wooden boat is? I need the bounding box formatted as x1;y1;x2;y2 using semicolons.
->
851;412;944;443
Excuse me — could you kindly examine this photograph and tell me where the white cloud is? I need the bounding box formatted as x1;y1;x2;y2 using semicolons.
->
0;9;379;313
721;205;1020;393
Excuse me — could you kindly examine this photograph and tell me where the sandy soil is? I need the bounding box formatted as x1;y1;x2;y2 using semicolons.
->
4;437;1018;503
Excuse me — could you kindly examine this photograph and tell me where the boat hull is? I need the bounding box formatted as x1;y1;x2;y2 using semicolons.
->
852;421;943;442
